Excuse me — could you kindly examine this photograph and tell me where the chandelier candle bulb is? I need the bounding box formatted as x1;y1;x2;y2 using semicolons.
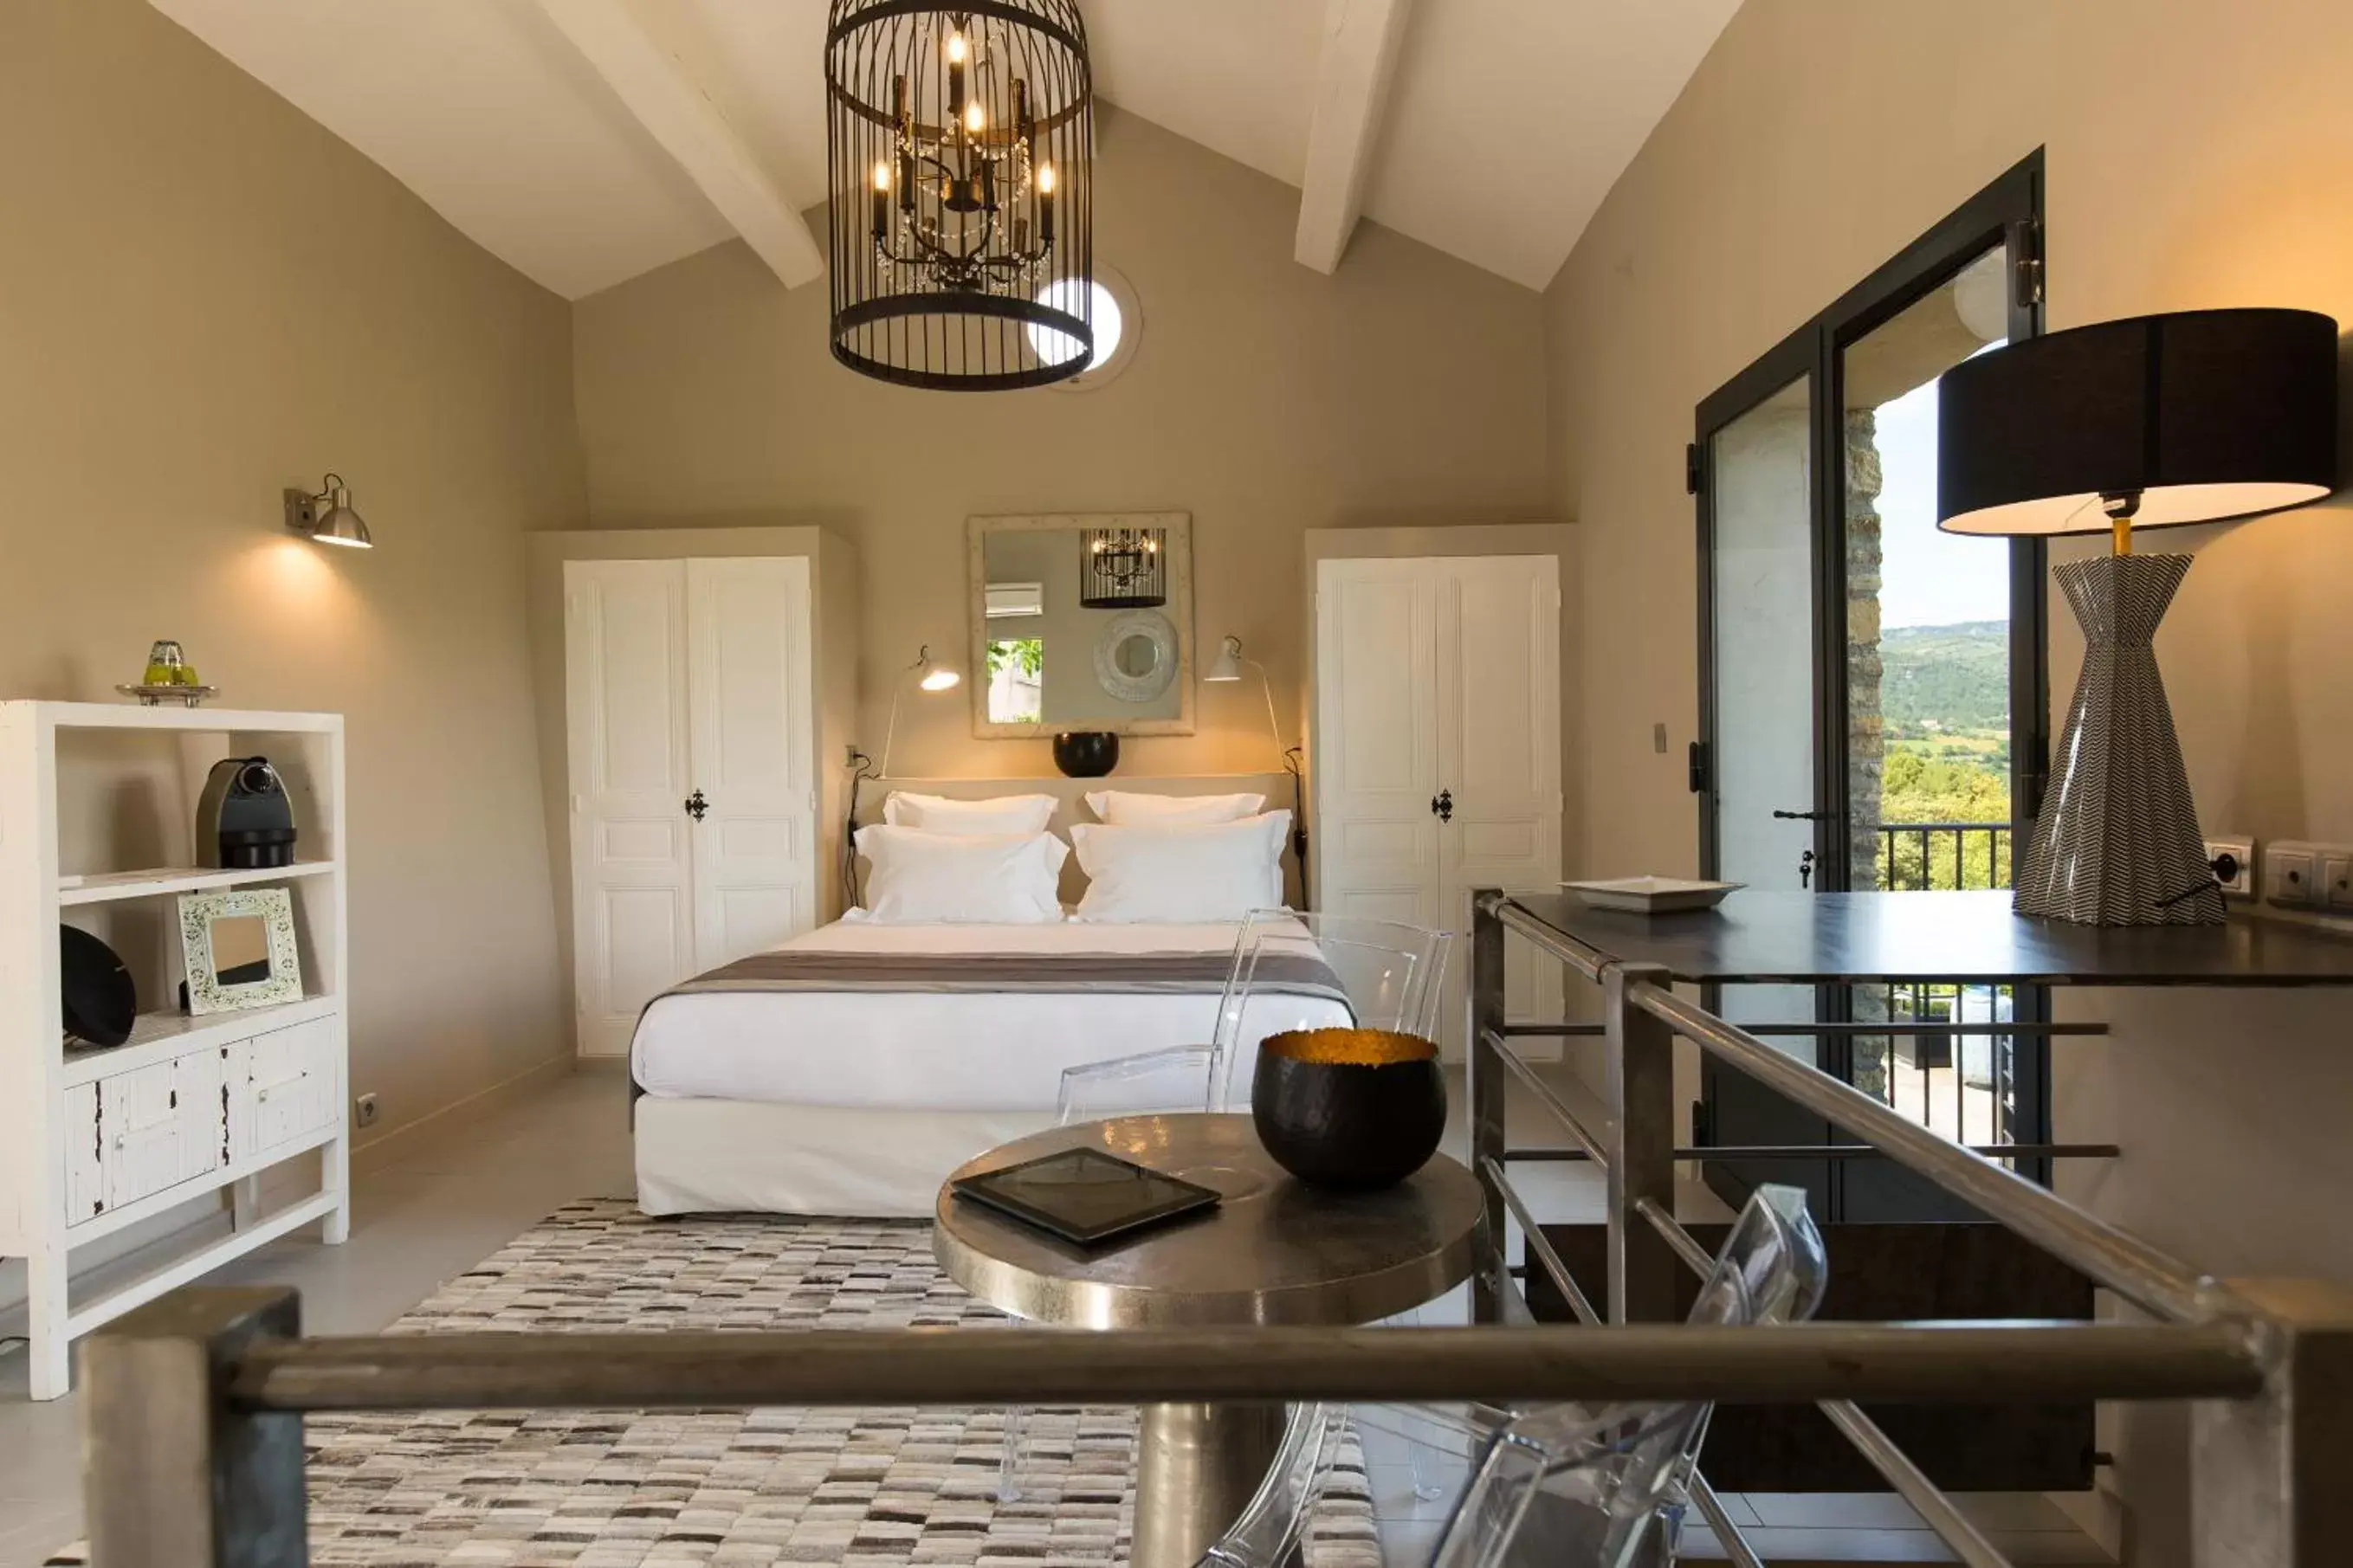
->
946;31;965;119
870;162;890;240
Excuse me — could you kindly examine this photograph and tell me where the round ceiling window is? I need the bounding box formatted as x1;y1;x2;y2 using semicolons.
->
1026;268;1138;389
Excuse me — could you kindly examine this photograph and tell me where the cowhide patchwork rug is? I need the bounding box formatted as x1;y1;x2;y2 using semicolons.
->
49;1199;1381;1567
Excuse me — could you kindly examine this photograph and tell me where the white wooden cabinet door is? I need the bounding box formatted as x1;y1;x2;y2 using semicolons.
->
685;558;818;967
1435;557;1565;1051
63;1083;102;1224
1314;559;1445;934
100;1059;187;1213
172;1045;229;1184
1315;556;1563;1058
238;1018;339;1161
566;559;697;1059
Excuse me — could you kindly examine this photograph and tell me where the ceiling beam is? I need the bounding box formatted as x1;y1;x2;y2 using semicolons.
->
538;0;824;289
1294;0;1414;274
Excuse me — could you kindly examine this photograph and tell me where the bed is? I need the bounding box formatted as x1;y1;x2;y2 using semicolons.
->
632;772;1327;1218
632;916;1348;1216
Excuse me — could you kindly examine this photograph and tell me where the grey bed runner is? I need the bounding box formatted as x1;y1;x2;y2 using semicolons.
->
628;942;1348;1111
655;945;1346;1001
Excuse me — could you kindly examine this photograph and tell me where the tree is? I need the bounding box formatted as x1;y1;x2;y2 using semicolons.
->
986;636;1042;679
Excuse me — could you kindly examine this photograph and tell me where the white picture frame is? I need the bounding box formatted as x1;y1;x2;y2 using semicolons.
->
178;887;304;1016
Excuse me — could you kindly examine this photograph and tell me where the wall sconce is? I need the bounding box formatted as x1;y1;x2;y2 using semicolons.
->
282;473;373;549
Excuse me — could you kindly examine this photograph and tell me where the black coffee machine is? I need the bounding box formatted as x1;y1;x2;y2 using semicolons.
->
196;756;299;868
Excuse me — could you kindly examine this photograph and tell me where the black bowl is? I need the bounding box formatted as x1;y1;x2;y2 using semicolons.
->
1251;1029;1447;1191
1053;730;1120;778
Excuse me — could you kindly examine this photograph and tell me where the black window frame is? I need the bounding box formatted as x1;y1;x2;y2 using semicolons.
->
1691;149;2053;1218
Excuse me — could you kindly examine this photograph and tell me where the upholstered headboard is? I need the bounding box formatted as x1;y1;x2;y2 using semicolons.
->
850;772;1303;907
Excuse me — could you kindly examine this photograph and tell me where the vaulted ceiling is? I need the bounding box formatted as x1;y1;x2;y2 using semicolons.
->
149;0;1740;300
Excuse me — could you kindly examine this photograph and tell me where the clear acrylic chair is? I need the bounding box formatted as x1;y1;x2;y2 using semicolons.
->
1197;1402;1352;1568
1057;907;1455;1120
1380;1184;1829;1568
1145;1186;1826;1568
999;909;1455;1502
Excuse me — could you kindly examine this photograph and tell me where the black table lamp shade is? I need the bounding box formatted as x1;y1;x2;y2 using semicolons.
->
1931;307;2337;925
1936;307;2337;534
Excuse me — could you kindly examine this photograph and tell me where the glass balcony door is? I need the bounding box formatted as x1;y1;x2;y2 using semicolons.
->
1695;154;2051;1220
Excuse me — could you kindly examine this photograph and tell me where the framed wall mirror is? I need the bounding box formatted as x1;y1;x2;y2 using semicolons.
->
969;512;1195;738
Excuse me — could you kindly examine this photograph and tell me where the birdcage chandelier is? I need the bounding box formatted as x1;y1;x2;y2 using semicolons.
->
826;0;1095;390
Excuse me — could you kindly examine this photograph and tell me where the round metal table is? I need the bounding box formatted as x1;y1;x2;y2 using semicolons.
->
935;1113;1486;1568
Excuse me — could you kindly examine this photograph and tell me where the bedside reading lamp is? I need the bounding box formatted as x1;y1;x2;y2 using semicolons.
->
1207;634;1311;906
878;644;960;779
1936;307;2338;925
844;646;963;909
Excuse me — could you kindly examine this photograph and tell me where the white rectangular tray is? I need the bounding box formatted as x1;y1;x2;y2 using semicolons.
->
1560;876;1744;914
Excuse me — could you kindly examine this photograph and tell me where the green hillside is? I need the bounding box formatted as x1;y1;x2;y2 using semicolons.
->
1877;621;2012;871
1881;620;2007;732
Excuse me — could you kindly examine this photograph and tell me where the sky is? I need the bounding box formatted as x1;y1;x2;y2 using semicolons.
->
1871;370;2014;629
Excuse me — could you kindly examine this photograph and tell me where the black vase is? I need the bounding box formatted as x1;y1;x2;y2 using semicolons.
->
1251;1029;1447;1191
1052;731;1120;778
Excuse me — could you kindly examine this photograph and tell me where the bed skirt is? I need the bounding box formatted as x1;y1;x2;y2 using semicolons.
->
635;1097;1065;1219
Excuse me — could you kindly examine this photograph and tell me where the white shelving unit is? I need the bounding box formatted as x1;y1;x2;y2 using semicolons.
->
0;702;349;1399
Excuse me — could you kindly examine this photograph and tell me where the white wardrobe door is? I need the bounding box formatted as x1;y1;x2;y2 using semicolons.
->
1314;558;1445;932
566;558;695;1058
1435;557;1565;1048
685;557;818;967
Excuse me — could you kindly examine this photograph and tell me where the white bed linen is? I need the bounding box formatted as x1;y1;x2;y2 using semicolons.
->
630;916;1347;1113
636;1099;1057;1218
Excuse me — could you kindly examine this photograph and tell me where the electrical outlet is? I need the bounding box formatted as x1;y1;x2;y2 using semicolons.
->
2204;836;2256;899
354;1092;380;1128
2324;853;2353;912
2266;841;2321;907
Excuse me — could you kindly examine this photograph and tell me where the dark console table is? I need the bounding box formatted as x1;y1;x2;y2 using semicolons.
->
1500;888;2353;988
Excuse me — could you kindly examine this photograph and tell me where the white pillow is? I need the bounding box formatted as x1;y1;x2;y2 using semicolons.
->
1070;811;1292;924
882;790;1058;835
1084;790;1267;826
855;826;1068;924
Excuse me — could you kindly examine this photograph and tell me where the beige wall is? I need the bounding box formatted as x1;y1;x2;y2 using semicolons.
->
572;106;1558;782
0;0;580;1165
1542;0;2353;1556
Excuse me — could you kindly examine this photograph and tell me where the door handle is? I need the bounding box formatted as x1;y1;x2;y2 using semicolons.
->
684;789;708;822
1431;789;1454;824
1772;808;1841;822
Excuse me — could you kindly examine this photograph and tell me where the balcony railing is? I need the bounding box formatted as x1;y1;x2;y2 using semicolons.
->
1874;819;2020;892
1866;822;2028;1139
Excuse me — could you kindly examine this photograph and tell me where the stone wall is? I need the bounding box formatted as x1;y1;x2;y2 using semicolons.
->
1845;409;1884;892
1846;410;1890;1095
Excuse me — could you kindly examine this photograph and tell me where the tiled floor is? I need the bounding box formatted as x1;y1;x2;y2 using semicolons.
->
0;1058;2109;1566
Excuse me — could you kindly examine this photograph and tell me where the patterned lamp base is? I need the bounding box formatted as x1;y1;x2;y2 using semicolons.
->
2014;553;2225;926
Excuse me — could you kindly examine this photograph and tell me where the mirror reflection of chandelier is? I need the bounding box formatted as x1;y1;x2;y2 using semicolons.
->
1079;526;1166;609
825;1;1095;391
